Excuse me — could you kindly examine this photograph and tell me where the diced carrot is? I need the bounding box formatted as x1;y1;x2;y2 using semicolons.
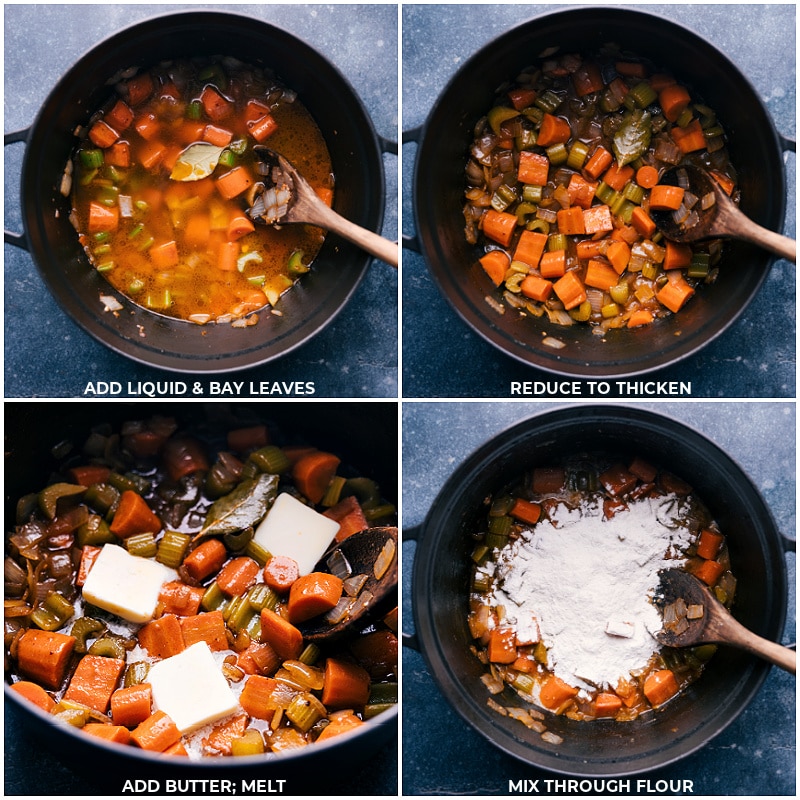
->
259;609;304;661
663;241;693;270
585;259;618;292
227;425;269;452
599;463;638;496
519;274;553;303
131;710;181;752
635;165;660;190
88;201;119;234
643;669;679;707
696;529;724;560
514;229;547;268
518;151;550;185
583;204;613;234
124;73;154;106
64;654;125;714
649;73;677;92
68;465;111;487
177;119;207;144
16;629;75;690
110;490;161;538
537;113;571;147
553;270;587;310
539;675;578;709
488;627;517;663
323;495;368;542
595;692;623;717
659;84;692;123
710;170;735;196
629;456;657;483
347;629;397;680
10;680;56;712
627;309;654;328
149;240;179;269
182;538;227;582
556;206;586;236
88;120;119;149
615;61;647;78
631;206;657;238
293;451;341;504
84;723;132;744
656;274;695;313
111;683;152;728
611;224;641;245
262;555;300;593
204;713;249;756
201;86;233;122
138;140;167;170
572;62;604;97
215;166;254;200
315;710;364;742
479;250;511;286
227;214;255;242
77;545;101;587
508;86;537;110
217;240;239;272
183;213;211;249
576;239;604;260
216;557;261;597
106;141;131;168
203;124;233;147
243;99;271;123
105;100;134;132
509;498;542;525
158;581;205;616
236;641;281;676
282;445;317;465
603;161;635;192
248;113;279;143
539;249;566;279
481;209;517;248
239;675;279;719
532;467;566;493
180;609;228;651
670;118;706;153
163;740;189;757
692;558;725;586
288;572;344;624
584;145;613;181
649;185;685;211
566;174;597;209
321;658;371;709
138;615;185;659
607;240;631;274
134;114;160;141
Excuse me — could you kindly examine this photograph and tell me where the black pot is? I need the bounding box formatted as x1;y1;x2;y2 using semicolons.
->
408;7;792;378
406;405;791;776
4;11;387;373
4;401;397;794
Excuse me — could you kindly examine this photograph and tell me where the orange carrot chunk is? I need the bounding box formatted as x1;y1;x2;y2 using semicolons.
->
288;572;344;624
553;270;587;310
260;609;304;661
517;151;550;185
520;274;553;304
649;185;685;211
659;84;692;123
182;538;227;582
239;674;279;719
696;529;724;560
537;113;571;147
585;259;619;292
88;201;120;234
263;555;301;593
110;490;161;538
657;274;695;313
215;166;254;200
692;558;725;586
635;165;660;190
539;675;579;709
138;615;185;659
84;723;132;745
595;692;623;717
180;610;229;651
321;658;371;709
509;498;542;525
487;627;517;664
216;557;261;597
248;113;279;143
323;495;369;542
643;669;679;707
481;209;517;248
111;683;153;728
293;451;341;504
539;249;566;279
514;230;548;268
10;680;56;712
158;580;205;617
16;629;76;690
583;146;613;181
63;654;126;714
627;309;654;328
479;250;510;286
131;710;182;752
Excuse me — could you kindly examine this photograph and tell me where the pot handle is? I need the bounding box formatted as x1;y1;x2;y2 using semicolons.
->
401;523;422;651
401;125;424;253
379;134;398;156
4;127;30;250
780;134;796;153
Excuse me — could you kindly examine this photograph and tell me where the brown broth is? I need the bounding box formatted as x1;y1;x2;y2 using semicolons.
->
71;58;333;324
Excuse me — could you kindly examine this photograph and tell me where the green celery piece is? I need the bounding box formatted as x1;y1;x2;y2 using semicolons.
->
612;109;652;167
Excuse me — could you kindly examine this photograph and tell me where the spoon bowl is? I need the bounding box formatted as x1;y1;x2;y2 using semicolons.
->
650;164;796;262
249;146;398;267
655;568;795;674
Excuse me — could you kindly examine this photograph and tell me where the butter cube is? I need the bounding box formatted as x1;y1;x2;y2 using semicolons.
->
82;544;175;623
253;492;340;575
605;619;635;638
147;642;239;734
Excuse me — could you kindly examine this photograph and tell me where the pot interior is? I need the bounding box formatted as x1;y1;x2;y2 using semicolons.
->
414;8;785;377
22;12;384;372
413;406;786;775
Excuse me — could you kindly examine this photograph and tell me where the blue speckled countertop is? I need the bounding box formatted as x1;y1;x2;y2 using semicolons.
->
4;4;398;398
402;4;796;398
402;401;795;795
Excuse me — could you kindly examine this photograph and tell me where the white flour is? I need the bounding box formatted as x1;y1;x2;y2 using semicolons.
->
487;494;694;694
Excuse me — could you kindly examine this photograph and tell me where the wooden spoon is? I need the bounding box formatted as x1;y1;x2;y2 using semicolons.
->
649;164;795;263
654;568;795;674
297;526;397;643
248;146;398;268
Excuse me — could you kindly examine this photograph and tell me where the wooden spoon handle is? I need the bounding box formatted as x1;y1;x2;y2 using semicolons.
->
311;202;399;268
729;213;796;263
725;616;796;674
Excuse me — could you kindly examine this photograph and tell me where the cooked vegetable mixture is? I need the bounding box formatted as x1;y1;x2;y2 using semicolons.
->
464;48;738;331
5;416;397;758
69;57;333;325
468;455;735;736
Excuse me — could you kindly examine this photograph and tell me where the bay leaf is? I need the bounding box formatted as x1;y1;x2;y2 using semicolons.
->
612;109;652;167
197;472;279;539
170;142;225;182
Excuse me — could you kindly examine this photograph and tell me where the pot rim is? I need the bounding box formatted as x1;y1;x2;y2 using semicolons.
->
411;5;788;379
14;9;386;374
410;403;789;776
